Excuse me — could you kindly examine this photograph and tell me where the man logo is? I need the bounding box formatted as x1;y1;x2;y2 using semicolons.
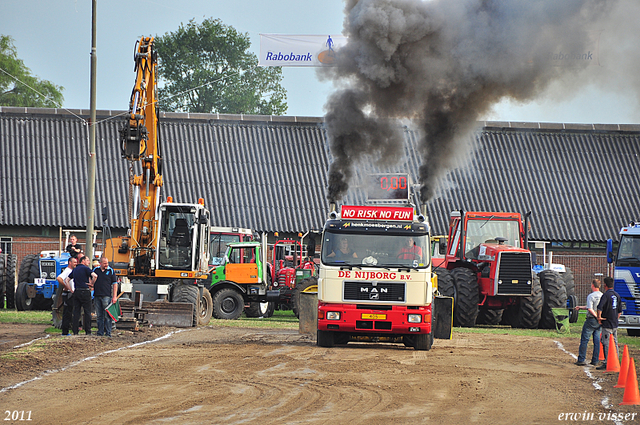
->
370;293;379;300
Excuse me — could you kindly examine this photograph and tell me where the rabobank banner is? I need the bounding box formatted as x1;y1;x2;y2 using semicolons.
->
259;34;347;67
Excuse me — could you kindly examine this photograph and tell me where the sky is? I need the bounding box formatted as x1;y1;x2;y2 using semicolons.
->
2;0;639;124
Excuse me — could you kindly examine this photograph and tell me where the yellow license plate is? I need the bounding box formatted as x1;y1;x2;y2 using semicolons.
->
361;313;386;320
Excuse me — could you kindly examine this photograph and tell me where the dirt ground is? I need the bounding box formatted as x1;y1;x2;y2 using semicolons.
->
1;324;638;425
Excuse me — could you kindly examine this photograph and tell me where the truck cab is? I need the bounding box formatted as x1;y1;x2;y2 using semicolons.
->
607;223;640;336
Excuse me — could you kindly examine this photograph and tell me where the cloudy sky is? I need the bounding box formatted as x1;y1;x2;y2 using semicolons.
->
2;0;639;124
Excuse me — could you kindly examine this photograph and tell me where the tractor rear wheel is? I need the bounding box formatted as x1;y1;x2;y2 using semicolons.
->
539;270;567;329
292;276;318;319
509;273;543;329
0;255;6;308
450;268;479;327
434;268;454;298
4;254;16;309
562;268;575;298
212;287;244;320
172;284;200;326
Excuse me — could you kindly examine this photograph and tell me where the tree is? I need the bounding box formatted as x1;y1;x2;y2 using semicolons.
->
0;35;64;107
155;18;287;115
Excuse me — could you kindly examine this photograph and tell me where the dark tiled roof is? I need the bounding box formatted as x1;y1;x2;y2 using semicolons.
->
2;106;640;242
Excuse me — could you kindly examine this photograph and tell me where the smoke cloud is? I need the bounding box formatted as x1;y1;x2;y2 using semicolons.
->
323;0;621;203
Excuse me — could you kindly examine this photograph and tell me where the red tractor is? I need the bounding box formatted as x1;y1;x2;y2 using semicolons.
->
270;234;317;316
435;211;566;329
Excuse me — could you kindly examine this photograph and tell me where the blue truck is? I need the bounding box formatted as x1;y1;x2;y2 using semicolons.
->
607;223;640;336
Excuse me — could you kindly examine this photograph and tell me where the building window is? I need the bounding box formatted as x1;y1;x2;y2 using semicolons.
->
0;237;12;255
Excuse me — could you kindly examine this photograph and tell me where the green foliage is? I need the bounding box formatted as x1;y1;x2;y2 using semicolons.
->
155;18;287;115
0;35;64;107
0;310;52;324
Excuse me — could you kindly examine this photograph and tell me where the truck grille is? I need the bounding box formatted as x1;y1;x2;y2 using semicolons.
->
343;281;405;302
40;259;57;279
495;252;532;295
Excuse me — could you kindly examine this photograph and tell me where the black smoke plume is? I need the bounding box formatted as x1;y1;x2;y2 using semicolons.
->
323;0;619;203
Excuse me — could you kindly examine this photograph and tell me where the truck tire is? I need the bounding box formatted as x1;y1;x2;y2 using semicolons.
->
413;333;433;351
476;308;503;325
245;301;274;318
4;254;16;309
451;267;479;327
509;273;543;329
539;270;567;329
212;287;244;320
198;288;213;326
15;281;35;311
562;268;575;298
292;276;318;319
172;284;200;326
317;329;335;347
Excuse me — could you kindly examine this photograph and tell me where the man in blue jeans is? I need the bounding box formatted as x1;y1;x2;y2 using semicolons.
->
575;279;602;366
92;256;118;337
596;276;621;370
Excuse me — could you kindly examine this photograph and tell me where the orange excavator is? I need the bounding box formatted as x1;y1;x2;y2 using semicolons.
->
104;37;213;326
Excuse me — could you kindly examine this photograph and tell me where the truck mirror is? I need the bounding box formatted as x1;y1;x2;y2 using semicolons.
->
606;239;614;264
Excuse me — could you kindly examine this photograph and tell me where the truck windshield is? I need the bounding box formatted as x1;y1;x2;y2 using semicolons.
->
210;234;241;266
617;235;640;266
321;232;429;268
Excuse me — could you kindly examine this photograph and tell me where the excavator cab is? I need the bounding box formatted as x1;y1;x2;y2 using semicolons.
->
157;203;210;274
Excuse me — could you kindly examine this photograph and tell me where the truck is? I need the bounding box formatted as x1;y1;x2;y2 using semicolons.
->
207;234;317;319
103;37;212;327
607;222;640;336
315;174;453;350
436;210;567;329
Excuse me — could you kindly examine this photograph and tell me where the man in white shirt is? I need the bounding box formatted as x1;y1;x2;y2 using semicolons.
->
56;256;77;336
575;279;603;366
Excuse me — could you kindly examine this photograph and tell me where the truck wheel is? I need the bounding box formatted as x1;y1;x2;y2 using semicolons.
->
476;309;503;325
212;287;244;320
317;329;334;347
15;282;34;311
414;333;433;351
198;289;213;326
451;268;479;327
509;273;543;329
4;254;16;309
538;270;567;329
292;276;318;319
245;301;273;318
172;284;200;326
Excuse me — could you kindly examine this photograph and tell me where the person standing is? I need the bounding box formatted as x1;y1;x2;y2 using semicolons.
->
68;255;96;335
56;256;77;336
575;279;602;366
65;234;82;258
596;276;622;370
92;256;118;337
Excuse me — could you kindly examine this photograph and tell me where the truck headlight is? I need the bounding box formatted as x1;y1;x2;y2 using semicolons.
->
408;314;422;323
327;311;341;320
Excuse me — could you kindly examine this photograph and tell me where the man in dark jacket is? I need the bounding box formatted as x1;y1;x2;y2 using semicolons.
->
596;276;621;370
92;256;118;337
67;255;96;335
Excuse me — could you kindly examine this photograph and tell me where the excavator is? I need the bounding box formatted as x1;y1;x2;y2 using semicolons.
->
104;37;213;326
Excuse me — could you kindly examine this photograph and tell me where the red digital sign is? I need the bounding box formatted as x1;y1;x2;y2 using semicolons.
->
367;174;410;201
341;205;415;221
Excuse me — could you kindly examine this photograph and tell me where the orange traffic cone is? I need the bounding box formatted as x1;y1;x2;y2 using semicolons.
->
615;345;630;388
599;341;605;361
605;339;620;373
620;358;640;405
